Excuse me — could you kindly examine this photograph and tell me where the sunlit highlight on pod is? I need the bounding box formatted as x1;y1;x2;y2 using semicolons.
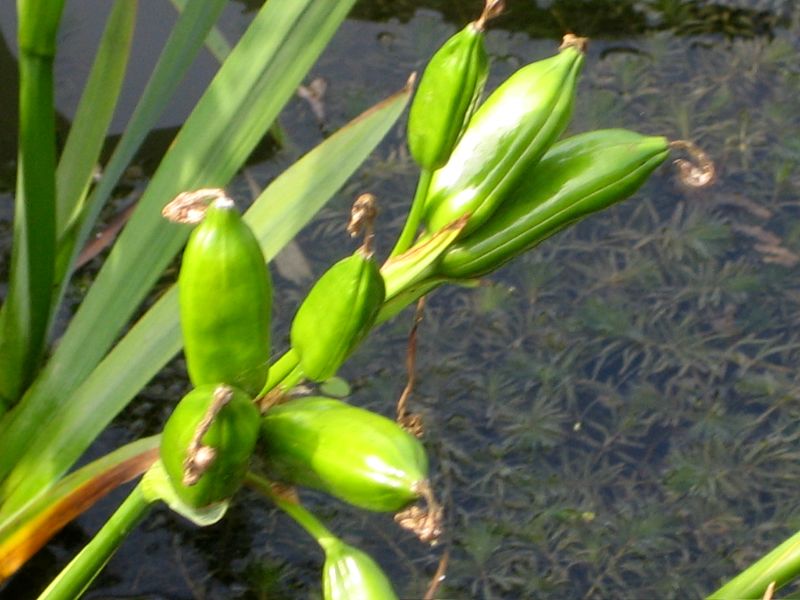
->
322;538;399;600
260;397;429;512
437;129;670;279
423;36;586;238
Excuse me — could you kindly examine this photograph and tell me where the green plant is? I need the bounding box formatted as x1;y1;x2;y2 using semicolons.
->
6;0;781;598
0;0;409;591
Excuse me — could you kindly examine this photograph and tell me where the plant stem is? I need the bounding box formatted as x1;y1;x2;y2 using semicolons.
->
0;1;64;406
389;168;433;258
244;472;335;548
259;349;301;398
37;482;152;600
708;528;800;599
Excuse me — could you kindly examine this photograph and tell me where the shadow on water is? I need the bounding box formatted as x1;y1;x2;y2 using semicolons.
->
2;0;800;598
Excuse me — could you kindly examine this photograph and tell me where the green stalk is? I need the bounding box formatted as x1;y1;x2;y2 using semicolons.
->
37;482;152;600
389;168;433;258
259;349;301;398
708;528;800;599
0;0;65;407
245;472;335;546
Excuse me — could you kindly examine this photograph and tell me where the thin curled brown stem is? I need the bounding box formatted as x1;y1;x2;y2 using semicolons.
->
397;296;426;436
424;548;450;600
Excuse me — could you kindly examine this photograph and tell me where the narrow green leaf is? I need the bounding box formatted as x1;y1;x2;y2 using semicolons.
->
51;0;228;323
0;12;62;405
56;0;137;238
708;528;800;599
0;83;411;517
0;0;355;499
169;0;232;63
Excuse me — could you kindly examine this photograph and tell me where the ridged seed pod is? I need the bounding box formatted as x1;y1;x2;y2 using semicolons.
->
423;36;586;238
179;197;272;396
260;397;429;512
437;129;670;278
322;538;399;600
291;253;385;382
160;384;260;508
407;20;489;170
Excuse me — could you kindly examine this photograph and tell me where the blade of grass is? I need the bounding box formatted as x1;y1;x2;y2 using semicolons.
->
0;82;412;518
0;0;66;406
51;0;228;327
0;0;356;499
55;0;137;240
169;0;231;63
708;528;800;599
0;436;158;582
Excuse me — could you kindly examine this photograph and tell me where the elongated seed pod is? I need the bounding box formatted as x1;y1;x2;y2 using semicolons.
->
322;538;399;600
437;129;670;279
260;397;429;512
407;20;489;170
178;197;272;396
291;253;385;382
160;384;260;508
423;37;585;238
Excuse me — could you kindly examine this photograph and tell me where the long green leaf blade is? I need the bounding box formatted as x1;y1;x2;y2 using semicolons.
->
63;0;228;255
0;0;66;406
708;527;800;598
170;0;232;63
51;0;228;325
0;82;411;518
0;0;356;499
55;0;137;239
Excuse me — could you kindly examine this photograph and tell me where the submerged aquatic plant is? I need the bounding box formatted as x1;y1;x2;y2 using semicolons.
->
2;0;798;598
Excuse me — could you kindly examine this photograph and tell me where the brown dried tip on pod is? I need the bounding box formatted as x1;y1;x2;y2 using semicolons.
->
394;480;443;545
669;139;716;188
162;187;229;224
291;198;385;381
476;0;505;30
347;192;378;258
559;33;588;52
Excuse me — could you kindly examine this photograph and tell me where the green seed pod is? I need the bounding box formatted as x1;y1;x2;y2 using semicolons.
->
322;538;399;600
290;253;385;382
407;21;489;170
179;196;272;396
160;384;260;508
437;129;670;279
423;36;586;238
260;397;429;512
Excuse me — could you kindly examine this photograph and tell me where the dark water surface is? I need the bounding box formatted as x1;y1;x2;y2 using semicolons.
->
2;1;800;598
